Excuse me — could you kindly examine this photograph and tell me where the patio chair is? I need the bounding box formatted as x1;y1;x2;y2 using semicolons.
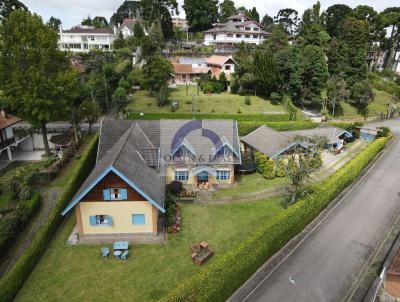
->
121;250;129;260
101;247;110;258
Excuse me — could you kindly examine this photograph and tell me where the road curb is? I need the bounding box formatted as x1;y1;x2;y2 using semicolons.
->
227;135;397;302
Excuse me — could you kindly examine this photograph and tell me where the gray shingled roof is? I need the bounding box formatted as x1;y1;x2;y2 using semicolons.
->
241;125;350;158
159;119;241;164
62;124;165;215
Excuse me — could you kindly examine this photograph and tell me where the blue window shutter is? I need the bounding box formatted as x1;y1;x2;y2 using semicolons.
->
107;216;113;226
103;189;111;201
89;216;97;226
120;189;128;200
132;214;145;225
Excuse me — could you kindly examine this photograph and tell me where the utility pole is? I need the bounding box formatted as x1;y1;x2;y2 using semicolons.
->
191;93;195;120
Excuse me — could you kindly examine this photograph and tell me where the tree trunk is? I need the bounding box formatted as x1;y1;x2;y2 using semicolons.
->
88;122;92;134
41;123;51;156
383;25;396;69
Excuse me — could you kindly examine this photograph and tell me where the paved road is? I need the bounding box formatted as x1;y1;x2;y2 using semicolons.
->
245;119;400;302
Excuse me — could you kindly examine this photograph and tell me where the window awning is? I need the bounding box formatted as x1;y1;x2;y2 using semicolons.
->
191;166;217;176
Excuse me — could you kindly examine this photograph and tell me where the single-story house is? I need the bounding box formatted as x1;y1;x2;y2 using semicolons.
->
241;125;353;160
61;119;241;241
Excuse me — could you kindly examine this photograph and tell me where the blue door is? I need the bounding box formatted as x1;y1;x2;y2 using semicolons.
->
197;171;208;182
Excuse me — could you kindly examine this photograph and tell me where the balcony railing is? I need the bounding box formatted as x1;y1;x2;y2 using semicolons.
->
0;137;16;150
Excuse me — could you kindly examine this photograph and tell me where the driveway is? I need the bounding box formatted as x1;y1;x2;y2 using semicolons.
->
243;119;400;302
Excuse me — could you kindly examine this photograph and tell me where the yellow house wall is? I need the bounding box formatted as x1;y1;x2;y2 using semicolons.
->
166;165;235;186
79;201;155;235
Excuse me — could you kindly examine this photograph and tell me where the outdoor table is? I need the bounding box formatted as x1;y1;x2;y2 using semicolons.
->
113;241;129;250
114;250;122;258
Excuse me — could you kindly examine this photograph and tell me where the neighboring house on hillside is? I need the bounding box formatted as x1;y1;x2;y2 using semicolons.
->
241;125;353;160
206;55;236;79
0;110;31;160
58;25;117;52
171;55;236;83
172;63;210;84
119;18;148;38
61;119;241;242
172;17;188;30
203;12;268;53
71;57;87;84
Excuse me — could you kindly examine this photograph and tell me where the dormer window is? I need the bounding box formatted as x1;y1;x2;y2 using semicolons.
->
245;27;251;31
217;146;232;156
254;27;259;31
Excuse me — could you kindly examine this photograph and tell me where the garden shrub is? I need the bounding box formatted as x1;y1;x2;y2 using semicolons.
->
159;136;390;302
244;96;251;105
377;126;391;138
255;152;268;174
275;159;286;178
0;133;99;302
168;180;183;195
263;159;275;179
270;92;282;105
0;192;40;251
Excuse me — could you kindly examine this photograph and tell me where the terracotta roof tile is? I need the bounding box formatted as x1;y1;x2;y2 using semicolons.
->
0;113;21;130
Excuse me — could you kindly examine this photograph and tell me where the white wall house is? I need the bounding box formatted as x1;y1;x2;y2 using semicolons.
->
203;12;268;48
120;18;148;38
58;25;117;52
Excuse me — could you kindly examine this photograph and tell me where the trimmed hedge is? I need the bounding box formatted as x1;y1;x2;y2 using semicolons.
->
159;136;390;302
238;121;318;136
327;122;364;131
127;112;291;122
0;133;99;302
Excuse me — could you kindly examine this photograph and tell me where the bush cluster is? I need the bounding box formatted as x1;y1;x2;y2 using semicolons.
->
0;133;99;302
159;136;390;302
0;192;40;251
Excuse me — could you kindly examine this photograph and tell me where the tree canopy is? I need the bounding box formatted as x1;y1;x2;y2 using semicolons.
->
183;0;219;32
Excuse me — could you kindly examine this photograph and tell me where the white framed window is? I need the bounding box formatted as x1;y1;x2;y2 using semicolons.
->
245;27;251;31
227;34;233;37
216;170;230;181
236;34;242;38
111;188;121;200
175;170;188;181
253;27;259;31
253;35;258;39
90;35;95;41
89;215;112;226
225;65;231;71
245;34;250;38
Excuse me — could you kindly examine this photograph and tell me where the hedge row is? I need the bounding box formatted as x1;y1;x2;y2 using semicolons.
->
238;121;318;136
327;122;364;130
159;136;390;302
127;112;291;122
0;133;99;302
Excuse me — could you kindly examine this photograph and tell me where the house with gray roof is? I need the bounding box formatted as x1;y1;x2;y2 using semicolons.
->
61;119;241;241
241;125;353;160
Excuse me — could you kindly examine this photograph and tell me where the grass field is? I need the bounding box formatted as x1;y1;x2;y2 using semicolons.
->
213;173;288;199
329;89;393;119
15;197;285;302
127;85;287;115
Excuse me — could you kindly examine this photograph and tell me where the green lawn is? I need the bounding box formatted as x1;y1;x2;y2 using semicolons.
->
15;197;285;302
127;85;286;115
330;89;393;119
213;173;288;199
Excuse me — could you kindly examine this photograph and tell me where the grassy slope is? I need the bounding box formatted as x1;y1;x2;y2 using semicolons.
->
127;86;286;115
213;173;287;199
15;197;285;302
330;89;393;119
